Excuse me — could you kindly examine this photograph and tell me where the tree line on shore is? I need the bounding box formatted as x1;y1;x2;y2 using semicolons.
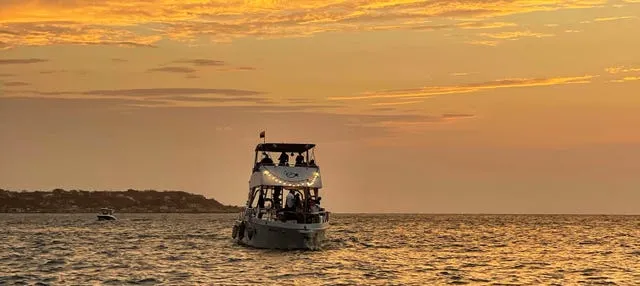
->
0;188;242;213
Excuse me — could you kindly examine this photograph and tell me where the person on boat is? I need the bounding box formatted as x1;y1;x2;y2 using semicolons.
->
257;193;265;208
308;159;316;166
273;186;282;209
294;193;302;211
295;153;305;166
309;200;320;213
260;152;273;165
278;152;289;166
257;194;265;219
285;190;295;210
316;197;324;211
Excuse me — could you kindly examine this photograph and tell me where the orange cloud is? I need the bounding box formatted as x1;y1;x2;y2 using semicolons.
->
329;75;596;100
479;31;554;39
605;66;640;74
370;100;424;106
610;76;640;83
593;16;638;22
0;0;607;49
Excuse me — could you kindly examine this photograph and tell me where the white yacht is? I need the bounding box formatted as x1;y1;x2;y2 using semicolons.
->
231;140;329;250
97;208;117;221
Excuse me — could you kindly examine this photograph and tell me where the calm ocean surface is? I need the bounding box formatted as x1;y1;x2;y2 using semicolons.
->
1;213;639;285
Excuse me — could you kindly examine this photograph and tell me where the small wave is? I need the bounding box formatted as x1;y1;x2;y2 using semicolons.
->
44;259;65;265
126;278;162;285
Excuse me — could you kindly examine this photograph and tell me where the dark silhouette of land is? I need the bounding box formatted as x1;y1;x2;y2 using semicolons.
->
0;189;242;213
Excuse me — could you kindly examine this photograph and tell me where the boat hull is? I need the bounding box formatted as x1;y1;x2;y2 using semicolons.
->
97;215;117;221
233;218;327;250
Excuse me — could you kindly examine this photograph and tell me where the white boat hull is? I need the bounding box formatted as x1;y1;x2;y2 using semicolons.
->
97;215;117;221
232;218;327;250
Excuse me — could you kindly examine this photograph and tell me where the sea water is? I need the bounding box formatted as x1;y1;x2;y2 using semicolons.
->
1;213;639;285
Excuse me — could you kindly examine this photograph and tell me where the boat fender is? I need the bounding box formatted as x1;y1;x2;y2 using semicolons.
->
232;225;238;239
238;222;246;240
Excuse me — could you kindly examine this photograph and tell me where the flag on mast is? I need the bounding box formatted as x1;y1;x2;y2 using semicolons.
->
259;131;265;138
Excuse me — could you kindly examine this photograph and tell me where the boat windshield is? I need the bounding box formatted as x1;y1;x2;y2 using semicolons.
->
100;209;113;215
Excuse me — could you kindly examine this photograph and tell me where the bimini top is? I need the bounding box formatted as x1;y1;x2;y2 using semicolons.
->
255;143;315;153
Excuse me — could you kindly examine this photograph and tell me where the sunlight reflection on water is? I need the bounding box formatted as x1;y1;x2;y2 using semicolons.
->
1;213;639;285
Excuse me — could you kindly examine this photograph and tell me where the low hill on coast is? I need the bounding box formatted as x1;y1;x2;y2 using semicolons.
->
0;188;242;213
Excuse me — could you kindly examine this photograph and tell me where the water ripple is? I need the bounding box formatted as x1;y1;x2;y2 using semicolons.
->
1;214;639;285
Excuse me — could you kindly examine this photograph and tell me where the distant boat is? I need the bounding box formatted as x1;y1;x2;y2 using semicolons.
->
97;208;117;221
231;139;330;250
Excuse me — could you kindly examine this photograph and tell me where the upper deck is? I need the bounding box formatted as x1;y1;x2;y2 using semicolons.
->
250;142;322;188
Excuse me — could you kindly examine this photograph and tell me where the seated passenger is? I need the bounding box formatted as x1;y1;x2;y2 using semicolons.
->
309;199;320;213
260;152;273;165
295;152;305;166
278;152;289;166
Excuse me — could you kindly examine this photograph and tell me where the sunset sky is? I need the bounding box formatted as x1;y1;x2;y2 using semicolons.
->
1;0;639;214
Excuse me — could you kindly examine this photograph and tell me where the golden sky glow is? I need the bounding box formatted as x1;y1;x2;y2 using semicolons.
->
1;0;640;213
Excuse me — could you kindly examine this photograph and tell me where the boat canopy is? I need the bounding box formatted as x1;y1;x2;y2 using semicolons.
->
255;143;315;153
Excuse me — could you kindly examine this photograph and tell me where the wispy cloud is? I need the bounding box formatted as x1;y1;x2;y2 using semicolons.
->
148;66;197;74
593;16;638;22
610;76;640;83
0;1;607;48
605;66;640;74
450;72;472;76
82;88;263;97
351;113;477;130
479;30;554;40
370;100;425;106
329;75;596;101
0;58;47;65
2;81;29;87
466;40;499;46
39;69;88;75
150;59;256;75
174;59;225;67
2;87;273;109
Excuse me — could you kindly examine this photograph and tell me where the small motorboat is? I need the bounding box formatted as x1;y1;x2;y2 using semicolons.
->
97;208;117;221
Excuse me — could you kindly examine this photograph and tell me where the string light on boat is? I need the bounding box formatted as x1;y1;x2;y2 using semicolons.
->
262;169;320;187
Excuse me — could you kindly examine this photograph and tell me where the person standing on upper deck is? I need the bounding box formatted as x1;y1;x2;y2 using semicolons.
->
295;152;305;166
278;152;289;166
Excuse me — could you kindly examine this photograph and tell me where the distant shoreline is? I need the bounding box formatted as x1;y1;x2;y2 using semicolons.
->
0;189;243;213
0;211;240;214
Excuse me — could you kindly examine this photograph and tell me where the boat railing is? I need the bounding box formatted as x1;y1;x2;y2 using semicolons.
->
249;207;329;224
253;161;319;171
